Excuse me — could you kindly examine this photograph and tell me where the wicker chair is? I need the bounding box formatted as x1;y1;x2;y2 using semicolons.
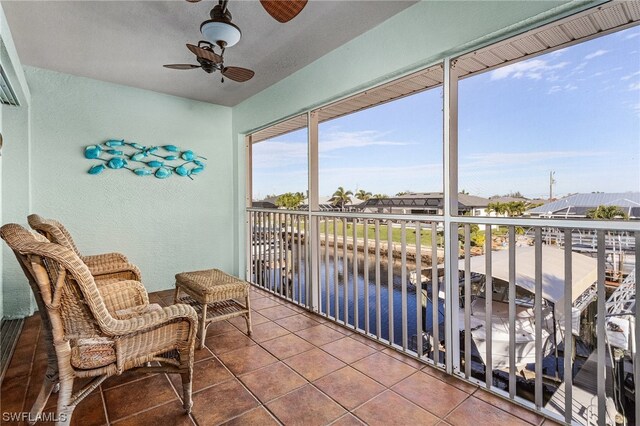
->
1;224;197;426
27;214;142;283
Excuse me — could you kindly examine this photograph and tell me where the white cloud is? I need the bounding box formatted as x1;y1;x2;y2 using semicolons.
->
584;49;608;60
625;32;640;40
547;83;577;94
490;59;569;81
630;83;640;91
622;71;640;81
252;130;413;170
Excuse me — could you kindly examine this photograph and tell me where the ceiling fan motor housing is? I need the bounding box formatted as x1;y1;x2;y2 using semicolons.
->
200;4;241;48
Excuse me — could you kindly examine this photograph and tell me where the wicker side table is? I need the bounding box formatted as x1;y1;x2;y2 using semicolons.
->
174;269;252;349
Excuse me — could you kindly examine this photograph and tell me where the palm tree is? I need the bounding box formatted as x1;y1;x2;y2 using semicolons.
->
330;186;353;211
372;194;387;199
586;205;628;220
355;189;372;201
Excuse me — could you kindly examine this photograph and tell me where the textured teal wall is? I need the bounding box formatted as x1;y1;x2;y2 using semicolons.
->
230;0;601;275
22;67;233;303
1;3;32;318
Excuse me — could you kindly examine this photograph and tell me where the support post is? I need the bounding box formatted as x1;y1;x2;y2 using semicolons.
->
307;111;320;311
443;58;459;374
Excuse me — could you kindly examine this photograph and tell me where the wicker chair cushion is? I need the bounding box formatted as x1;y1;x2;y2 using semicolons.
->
115;303;163;320
70;338;116;370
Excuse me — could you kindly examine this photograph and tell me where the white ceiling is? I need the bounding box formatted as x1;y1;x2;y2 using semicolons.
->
2;0;416;106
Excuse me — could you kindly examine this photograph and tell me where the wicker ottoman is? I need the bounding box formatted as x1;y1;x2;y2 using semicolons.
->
174;269;252;349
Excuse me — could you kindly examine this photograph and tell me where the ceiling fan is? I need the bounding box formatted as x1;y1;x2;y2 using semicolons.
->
163;0;308;83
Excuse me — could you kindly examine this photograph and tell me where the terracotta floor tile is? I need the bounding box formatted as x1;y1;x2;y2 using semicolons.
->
111;400;193;425
473;388;544;425
168;357;234;393
218;345;278;375
258;305;298;320
541;419;564;426
229;311;269;329
348;333;389;350
321;337;377;364
303;312;328;324
392;371;468;418
193;346;214;362
445;397;531;426
314;367;385;410
203;320;238;338
205;328;256;355
38;392;106;426
250;297;282;310
284;348;346;381
249;321;290;343
267;384;346;426
275;313;321;332
191;379;258;425
239;362;307;403
381;348;426;369
421;365;478;394
1;376;29;421
260;334;315;359
353;390;439;426
352;352;417;387
322;321;354;335
295;324;346;346
330;414;366;425
104;374;178;422
219;406;279;425
102;369;156;390
154;289;175;298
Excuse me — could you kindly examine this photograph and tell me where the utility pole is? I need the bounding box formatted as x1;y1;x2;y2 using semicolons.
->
549;171;556;200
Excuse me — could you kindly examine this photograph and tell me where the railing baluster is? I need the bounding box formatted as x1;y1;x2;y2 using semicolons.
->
563;228;573;424
303;215;309;306
297;214;302;303
464;223;471;378
279;212;285;298
268;212;273;291
259;211;264;288
508;226;516;399
375;219;381;340
432;221;439;364
534;227;542;408
364;220;370;335
343;217;349;325
325;217;330;317
387;219;394;345
401;221;408;351
596;230;606;426
333;216;339;321
354;218;359;330
485;225;493;388
635;231;639;426
416;222;423;358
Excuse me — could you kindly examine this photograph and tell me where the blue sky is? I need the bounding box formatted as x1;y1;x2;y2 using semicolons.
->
252;26;640;200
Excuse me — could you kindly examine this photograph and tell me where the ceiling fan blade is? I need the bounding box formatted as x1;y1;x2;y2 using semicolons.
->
186;44;222;64
163;64;201;70
260;0;308;23
222;67;255;82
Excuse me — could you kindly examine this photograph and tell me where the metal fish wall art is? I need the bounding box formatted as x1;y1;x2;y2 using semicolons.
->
84;139;207;180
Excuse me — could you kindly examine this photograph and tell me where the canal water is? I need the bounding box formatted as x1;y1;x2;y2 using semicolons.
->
256;245;444;349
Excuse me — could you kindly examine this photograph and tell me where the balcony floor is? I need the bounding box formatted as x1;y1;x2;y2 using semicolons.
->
1;287;560;425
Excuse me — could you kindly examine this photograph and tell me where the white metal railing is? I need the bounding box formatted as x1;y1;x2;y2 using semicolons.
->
246;207;639;425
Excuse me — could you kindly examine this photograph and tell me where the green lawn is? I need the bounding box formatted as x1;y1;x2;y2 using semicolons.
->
317;220;439;246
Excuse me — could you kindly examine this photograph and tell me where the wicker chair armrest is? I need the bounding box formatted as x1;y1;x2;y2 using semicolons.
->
86;255;142;282
83;252;129;264
99;280;149;315
104;304;198;337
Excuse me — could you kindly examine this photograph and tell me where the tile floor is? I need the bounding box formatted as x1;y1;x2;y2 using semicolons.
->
0;287;562;425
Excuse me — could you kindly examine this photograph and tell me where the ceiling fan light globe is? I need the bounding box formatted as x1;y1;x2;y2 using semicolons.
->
200;21;241;48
